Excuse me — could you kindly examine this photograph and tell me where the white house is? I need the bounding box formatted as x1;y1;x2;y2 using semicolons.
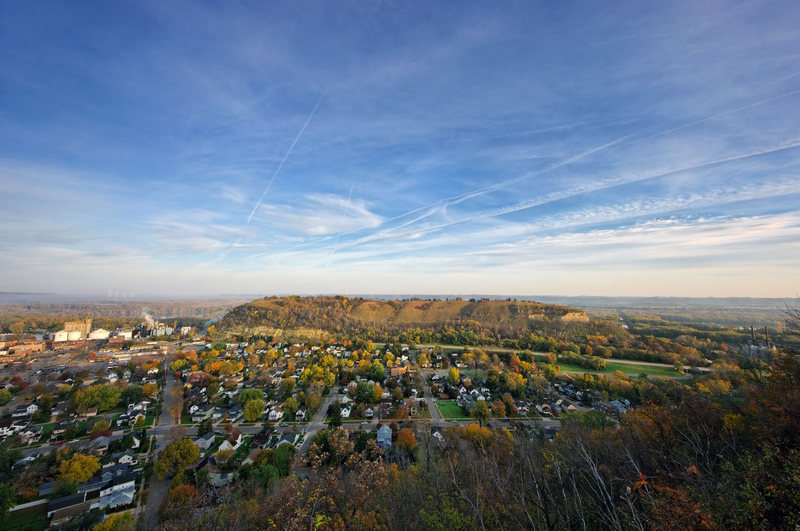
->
218;433;243;452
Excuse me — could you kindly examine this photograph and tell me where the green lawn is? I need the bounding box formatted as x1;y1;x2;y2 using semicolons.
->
4;504;48;531
554;361;681;378
38;422;56;443
436;400;469;419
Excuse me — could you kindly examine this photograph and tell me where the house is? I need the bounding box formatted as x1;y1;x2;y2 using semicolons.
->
198;458;233;487
227;405;244;421
431;428;445;443
194;432;216;451
88;435;111;455
268;407;284;422
112;450;138;466
364;407;374;419
91;487;135;510
0;418;22;437
18;426;42;445
51;421;69;438
100;463;131;481
218;432;243;452
77;475;108;494
47;492;87;518
12;402;36;418
295;407;308;421
376;425;392;449
192;405;215;422
275;431;299;448
99;472;136;498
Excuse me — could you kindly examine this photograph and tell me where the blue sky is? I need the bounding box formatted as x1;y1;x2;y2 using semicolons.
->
1;0;799;297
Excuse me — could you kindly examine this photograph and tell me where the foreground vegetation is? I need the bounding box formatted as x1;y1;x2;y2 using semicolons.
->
155;353;800;530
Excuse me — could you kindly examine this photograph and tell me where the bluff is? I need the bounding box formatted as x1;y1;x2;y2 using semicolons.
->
217;296;591;341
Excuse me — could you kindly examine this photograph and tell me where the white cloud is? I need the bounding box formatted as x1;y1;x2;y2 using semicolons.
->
256;193;383;236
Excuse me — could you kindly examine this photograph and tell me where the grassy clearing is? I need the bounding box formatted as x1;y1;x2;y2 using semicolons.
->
555;361;681;378
4;504;48;531
436;400;468;419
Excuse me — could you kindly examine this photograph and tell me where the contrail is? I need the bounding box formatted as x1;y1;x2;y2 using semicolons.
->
247;89;327;224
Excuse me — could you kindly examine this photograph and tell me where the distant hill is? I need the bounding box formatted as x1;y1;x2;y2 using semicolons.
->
216;295;596;341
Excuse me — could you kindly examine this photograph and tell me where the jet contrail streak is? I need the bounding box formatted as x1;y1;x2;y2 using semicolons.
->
247;89;327;224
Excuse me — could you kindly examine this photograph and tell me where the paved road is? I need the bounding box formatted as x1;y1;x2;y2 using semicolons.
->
297;386;339;454
418;370;443;427
143;349;178;531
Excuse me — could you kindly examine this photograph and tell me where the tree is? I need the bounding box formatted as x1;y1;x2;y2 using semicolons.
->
0;390;12;406
305;392;321;412
142;382;158;397
370;361;386;382
59;454;101;483
491;399;506;418
397;428;417;450
214;448;234;467
238;388;263;406
471;400;490;427
355;382;372;404
392;387;404;401
155;439;200;480
120;385;142;405
92;511;136;531
448;367;460;386
207;382;220;399
244;398;266;422
197;418;213;437
91;420;110;435
328;402;342;428
0;482;16;522
371;384;384;402
282;396;299;416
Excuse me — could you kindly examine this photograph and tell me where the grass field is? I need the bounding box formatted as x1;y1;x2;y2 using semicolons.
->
436;400;469;419
555;361;681;378
4;504;48;531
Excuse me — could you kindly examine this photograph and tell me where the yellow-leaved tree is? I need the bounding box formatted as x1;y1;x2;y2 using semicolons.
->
59;453;101;483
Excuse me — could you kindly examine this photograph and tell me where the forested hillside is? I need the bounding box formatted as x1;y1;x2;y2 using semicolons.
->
217;296;606;343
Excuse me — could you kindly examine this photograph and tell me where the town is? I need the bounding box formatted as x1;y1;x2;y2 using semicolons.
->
0;312;689;529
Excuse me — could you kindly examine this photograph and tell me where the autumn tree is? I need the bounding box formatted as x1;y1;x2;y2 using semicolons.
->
59;453;100;483
238;388;263;406
91;420;110;435
491;399;506;418
305;392;321;412
282;396;299;416
448;367;460;386
92;511;136;531
244;398;266;422
142;382;158;397
397;428;417;450
155;439;200;480
471;400;490;426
